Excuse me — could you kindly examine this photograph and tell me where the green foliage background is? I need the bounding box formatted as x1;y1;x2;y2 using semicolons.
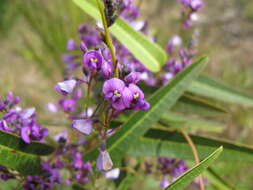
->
1;0;253;189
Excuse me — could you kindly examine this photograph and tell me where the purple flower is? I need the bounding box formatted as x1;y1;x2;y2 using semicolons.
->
59;98;77;112
80;41;88;52
72;119;93;135
190;0;204;11
183;18;192;29
172;160;188;177
3;109;18;122
62;54;78;63
81;33;101;47
103;78;132;110
20;107;36;120
140;72;157;86
0;166;15;181
83;50;103;70
125;72;141;84
6;91;14;103
45;102;58;113
21;122;48;143
13;96;21;105
104;168;120;179
54;131;68;142
24;161;61;189
55;79;77;96
96;149;113;172
101;61;113;78
128;84;150;111
67;39;77;51
73;152;84;169
160;176;170;188
178;0;191;6
130;20;146;31
123;0;133;7
166;35;182;54
21;126;31;143
0;120;12;132
166;58;183;74
163;72;174;84
73;88;83;100
0;99;5;111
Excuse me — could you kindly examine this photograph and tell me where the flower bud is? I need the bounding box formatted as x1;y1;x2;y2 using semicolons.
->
96;149;113;172
125;72;141;84
72;119;93;135
101;61;113;78
55;79;77;96
80;41;88;53
67;39;77;51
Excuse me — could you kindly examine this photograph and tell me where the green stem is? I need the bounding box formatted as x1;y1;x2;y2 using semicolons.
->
96;0;119;77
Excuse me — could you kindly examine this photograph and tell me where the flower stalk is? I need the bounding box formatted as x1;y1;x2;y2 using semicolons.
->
96;0;119;77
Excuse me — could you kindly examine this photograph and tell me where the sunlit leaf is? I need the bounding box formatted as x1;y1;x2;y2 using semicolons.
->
165;147;223;190
160;111;225;133
189;75;253;107
72;0;167;72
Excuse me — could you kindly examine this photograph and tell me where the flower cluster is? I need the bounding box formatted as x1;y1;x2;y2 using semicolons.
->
0;91;48;143
144;158;188;188
178;0;204;28
52;0;153;174
103;76;149;111
23;161;62;190
0;166;15;181
161;0;204;84
22;131;92;189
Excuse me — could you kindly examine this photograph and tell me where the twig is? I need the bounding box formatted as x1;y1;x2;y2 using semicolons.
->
181;130;205;190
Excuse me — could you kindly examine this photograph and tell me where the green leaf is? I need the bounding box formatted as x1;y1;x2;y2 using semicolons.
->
0;130;54;175
189;75;253;107
203;168;235;190
159;111;225;133
173;95;227;116
86;57;207;165
128;129;253;162
165;147;223;190
117;175;135;190
72;0;167;72
0;130;54;156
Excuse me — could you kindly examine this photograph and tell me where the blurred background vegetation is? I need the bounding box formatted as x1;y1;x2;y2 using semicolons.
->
1;0;253;189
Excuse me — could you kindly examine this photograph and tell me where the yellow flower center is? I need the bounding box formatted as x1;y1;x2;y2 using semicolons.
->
90;58;98;63
133;93;139;99
114;90;121;97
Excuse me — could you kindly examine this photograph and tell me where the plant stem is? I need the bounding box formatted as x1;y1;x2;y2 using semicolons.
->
181;130;205;190
96;0;119;77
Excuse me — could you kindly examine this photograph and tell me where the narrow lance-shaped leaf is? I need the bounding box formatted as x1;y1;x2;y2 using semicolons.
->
72;0;167;72
117;174;135;190
203;168;235;190
128;129;253;162
85;57;207;165
173;95;227;116
159;111;225;133
189;75;253;107
166;147;223;190
0;130;55;175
